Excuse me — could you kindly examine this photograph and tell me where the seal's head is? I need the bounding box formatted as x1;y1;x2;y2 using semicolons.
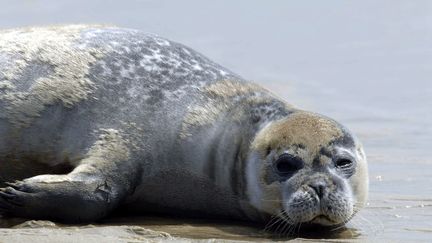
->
246;110;368;228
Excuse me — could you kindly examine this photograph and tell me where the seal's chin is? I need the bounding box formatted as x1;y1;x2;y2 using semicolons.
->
281;207;350;227
275;212;343;231
283;211;342;227
269;210;344;234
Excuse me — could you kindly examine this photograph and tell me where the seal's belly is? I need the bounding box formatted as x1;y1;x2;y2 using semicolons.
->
124;169;244;219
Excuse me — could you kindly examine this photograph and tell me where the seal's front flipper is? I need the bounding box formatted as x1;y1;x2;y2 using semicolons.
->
0;174;114;222
0;163;137;223
0;129;140;223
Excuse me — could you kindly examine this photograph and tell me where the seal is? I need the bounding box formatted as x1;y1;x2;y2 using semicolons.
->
0;25;368;230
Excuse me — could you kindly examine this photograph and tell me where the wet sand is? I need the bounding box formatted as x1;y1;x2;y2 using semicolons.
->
0;0;431;242
0;216;364;242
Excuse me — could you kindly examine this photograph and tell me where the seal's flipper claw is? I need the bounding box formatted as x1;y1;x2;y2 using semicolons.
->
0;190;17;200
4;182;24;191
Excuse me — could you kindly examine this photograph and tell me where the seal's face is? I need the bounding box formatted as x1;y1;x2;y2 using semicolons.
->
246;111;368;228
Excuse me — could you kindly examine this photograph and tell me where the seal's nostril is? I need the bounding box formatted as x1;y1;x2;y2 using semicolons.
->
309;183;325;199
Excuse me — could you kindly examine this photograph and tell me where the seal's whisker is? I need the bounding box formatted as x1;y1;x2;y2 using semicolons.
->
296;221;302;235
285;221;297;237
263;212;285;232
274;217;287;236
264;209;294;235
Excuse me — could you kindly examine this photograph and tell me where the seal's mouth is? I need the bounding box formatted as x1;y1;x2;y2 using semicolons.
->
310;215;337;225
313;215;331;221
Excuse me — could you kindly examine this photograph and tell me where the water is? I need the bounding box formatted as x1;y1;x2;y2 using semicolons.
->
0;0;431;242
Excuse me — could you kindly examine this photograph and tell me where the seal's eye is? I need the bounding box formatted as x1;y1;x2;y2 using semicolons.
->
335;158;355;177
335;159;353;169
274;154;303;176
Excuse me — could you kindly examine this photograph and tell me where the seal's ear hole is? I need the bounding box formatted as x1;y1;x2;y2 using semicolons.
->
274;154;303;176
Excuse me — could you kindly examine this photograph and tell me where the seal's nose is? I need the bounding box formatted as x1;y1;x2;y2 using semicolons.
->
309;181;326;199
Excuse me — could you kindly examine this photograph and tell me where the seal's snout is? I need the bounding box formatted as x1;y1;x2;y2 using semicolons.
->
308;181;326;199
